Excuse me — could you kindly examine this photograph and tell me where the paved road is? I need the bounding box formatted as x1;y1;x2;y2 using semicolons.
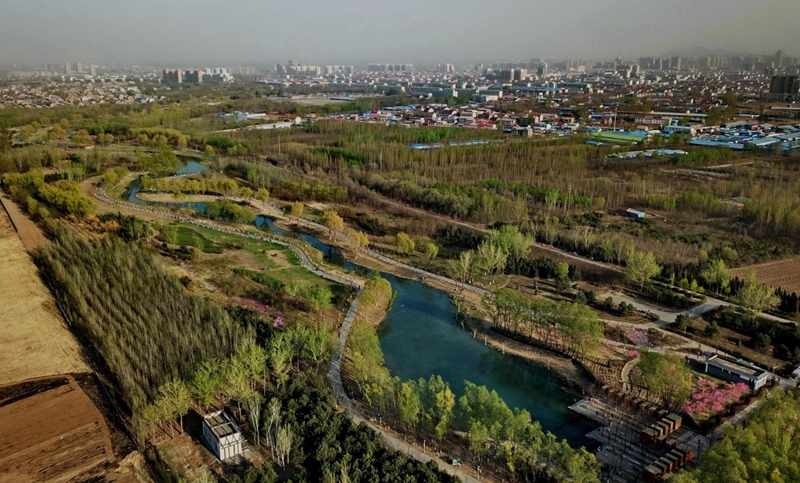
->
600;290;793;327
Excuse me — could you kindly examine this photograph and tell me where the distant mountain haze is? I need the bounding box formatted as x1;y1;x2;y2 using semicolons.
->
1;0;797;65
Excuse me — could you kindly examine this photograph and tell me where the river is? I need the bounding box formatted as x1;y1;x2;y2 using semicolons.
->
126;161;597;449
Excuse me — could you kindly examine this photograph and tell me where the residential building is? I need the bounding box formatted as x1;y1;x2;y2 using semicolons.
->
765;75;800;101
162;69;182;84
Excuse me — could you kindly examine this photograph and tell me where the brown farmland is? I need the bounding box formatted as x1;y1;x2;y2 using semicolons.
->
732;258;800;294
0;375;113;482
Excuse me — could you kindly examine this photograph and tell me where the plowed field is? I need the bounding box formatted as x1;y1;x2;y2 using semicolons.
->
0;375;113;481
732;258;800;294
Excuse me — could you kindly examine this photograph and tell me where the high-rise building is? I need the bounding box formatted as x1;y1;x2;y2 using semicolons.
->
77;62;84;74
537;64;548;77
670;56;682;70
89;65;97;77
437;63;455;73
64;62;73;75
163;69;183;83
775;50;785;68
766;75;800;101
184;69;203;83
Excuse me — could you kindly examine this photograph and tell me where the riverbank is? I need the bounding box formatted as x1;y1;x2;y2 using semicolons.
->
280;218;597;393
464;314;595;392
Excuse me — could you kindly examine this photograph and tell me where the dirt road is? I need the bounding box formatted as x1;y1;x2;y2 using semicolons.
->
0;194;47;251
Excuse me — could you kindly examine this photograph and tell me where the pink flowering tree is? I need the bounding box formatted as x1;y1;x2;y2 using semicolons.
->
682;379;749;416
231;296;286;329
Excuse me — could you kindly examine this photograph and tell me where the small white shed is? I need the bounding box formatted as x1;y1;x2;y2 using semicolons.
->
202;410;243;461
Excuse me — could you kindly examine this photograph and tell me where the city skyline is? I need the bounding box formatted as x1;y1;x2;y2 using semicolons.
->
1;0;798;66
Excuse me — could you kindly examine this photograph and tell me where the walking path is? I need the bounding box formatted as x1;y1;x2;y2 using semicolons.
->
0;193;48;251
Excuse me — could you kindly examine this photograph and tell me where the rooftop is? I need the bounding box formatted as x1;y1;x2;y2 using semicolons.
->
204;410;240;440
707;354;768;380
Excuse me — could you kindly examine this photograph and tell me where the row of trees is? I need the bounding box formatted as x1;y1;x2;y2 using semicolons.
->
345;314;601;482
33;231;253;411
447;225;533;284
3;169;97;219
481;289;604;360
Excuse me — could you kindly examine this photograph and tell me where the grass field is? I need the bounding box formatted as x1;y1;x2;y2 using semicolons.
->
171;222;341;291
0;208;88;385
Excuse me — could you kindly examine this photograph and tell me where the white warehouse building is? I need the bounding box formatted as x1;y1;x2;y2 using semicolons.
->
202;410;243;461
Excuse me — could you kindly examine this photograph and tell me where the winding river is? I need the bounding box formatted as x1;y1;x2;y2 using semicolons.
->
125;162;597;449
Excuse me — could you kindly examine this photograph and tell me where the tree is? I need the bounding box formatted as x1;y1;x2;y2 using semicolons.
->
190;359;223;411
395;232;415;255
348;230;369;253
203;145;215;159
397;380;422;428
476;240;506;279
452;250;475;284
626;249;661;289
275;425;294;468
240;187;254;199
423;242;439;261
737;270;780;322
637;352;693;411
675;313;692;334
701;259;731;294
255;188;270;203
158;379;193;433
321;210;344;239
244;393;265;445
284;201;304;218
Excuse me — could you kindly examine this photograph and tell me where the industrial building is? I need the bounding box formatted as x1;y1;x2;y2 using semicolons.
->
704;354;769;390
202;410;243;461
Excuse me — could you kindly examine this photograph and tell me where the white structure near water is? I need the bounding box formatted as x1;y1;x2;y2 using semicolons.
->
202;410;243;461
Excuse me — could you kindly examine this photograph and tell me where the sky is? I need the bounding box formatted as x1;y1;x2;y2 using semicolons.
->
1;0;798;66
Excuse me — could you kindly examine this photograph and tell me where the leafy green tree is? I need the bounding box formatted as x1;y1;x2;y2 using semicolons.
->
190;358;224;411
395;232;415;255
701;259;731;294
423;242;439;261
737;270;780;322
418;375;455;441
321;210;345;239
397;380;422;428
255;188;270;203
637;352;693;411
348;230;369;253
157;379;193;432
626;249;661;289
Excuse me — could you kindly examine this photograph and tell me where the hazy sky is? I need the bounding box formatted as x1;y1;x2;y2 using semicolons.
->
2;0;798;66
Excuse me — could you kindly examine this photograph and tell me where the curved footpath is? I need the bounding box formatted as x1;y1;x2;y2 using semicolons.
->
95;184;480;482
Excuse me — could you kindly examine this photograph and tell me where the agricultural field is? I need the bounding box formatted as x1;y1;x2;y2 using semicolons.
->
0;206;88;385
0;375;113;482
732;258;800;293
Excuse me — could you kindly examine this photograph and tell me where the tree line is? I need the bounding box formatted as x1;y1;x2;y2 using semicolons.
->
33;231;253;411
344;278;601;482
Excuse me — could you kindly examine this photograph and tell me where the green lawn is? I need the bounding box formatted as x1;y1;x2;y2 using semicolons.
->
170;222;340;291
